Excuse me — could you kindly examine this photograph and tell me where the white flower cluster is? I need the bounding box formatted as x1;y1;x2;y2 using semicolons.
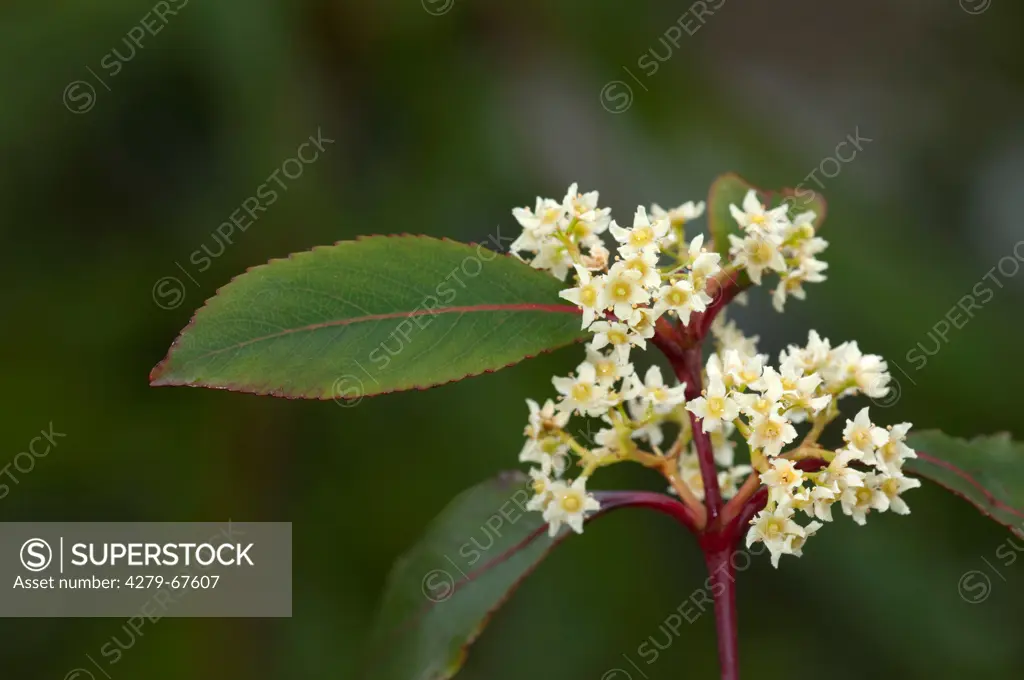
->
727;190;828;312
509;182;914;556
735;331;920;567
513;184;729;536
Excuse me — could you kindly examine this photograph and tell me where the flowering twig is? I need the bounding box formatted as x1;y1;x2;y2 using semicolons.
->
509;182;918;679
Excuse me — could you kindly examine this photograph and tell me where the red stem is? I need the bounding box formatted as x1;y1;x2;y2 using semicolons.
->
597;490;702;533
702;535;740;680
682;345;724;522
650;275;753;680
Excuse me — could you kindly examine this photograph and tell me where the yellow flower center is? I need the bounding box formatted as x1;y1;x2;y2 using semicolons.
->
607;330;628;345
571;383;592;401
762;422;781;439
752;240;774;264
532;479;547;495
595;359;616;380
852;430;871;449
667;288;689;306
626;257;649;277
568;221;591;239
750;214;766;226
880;442;897;462
764;517;785;539
632;313;653;333
611;282;632;301
881;478;900;498
706;396;726;418
560;493;582;513
579;285;598;307
855;487;874;505
629;227;654;248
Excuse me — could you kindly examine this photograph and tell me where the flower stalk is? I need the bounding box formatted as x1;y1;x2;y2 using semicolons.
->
511;182;919;679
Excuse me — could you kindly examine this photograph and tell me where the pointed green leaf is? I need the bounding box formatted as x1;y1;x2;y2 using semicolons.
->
362;474;674;680
906;430;1024;537
706;173;827;259
150;236;587;400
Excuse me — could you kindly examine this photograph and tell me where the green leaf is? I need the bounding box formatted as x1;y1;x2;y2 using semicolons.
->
362;473;664;680
706;173;827;259
150;236;587;400
906;430;1024;538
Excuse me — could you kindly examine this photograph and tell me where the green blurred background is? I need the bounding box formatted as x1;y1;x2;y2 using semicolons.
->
2;0;1023;677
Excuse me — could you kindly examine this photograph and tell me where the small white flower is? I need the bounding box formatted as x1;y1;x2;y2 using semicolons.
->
651;200;705;228
584;345;634;388
792;485;837;522
781;330;832;377
831;341;891;399
734;391;782;423
623;306;661;339
618;250;662;289
776;361;831;420
526;467;553;512
729;190;790;234
785;211;828;258
627;399;665;447
523;398;571;437
559;265;605;329
686;378;740;433
686;234;722;290
609;206;670;257
589;321;646;362
723;349;765;389
748;365;785;402
842;407;888;463
772;257;828;312
529;240;574;280
519;441;566;476
746;503;806;568
626;365;687;414
563;183;611;237
601;266;650;320
728;231;787;285
816;448;866;495
787;520;822;558
875;471;922;515
653;279;710;325
511;196;565;251
808;485;837;522
543;477;601;536
747;411;797;458
552;363;615;417
519;398;571;470
875;423;917;476
840;477;888;526
760;458;805;504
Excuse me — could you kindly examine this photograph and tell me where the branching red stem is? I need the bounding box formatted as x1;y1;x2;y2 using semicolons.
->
598;490;703;534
